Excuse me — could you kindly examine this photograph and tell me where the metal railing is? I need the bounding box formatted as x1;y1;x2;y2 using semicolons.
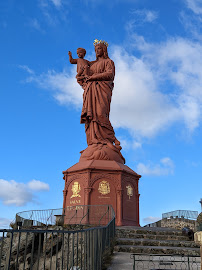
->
145;210;198;228
144;220;161;228
162;210;198;220
15;205;114;228
0;205;115;269
131;254;201;269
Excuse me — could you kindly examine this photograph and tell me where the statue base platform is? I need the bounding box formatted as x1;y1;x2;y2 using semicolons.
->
63;160;141;226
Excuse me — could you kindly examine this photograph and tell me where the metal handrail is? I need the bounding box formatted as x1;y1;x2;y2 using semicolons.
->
16;205;113;217
80;207;89;225
30;211;34;220
46;210;53;224
162;210;198;220
68;209;78;224
15;205;115;228
99;205;109;226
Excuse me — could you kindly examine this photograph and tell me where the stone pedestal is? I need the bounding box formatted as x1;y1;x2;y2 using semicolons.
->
63;160;141;226
194;231;202;270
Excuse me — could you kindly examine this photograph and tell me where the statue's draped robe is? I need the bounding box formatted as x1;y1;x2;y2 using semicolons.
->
81;58;116;146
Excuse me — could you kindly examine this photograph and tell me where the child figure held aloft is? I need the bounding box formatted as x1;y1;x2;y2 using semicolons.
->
68;48;90;86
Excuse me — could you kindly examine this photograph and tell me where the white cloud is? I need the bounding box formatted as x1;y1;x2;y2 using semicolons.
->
131;9;158;23
0;218;12;229
27;179;50;191
110;46;180;137
132;141;142;149
126;9;158;32
137;157;174;176
39;0;49;8
129;36;202;133
0;179;33;206
26;68;82;107
117;137;142;150
185;0;202;15
143;216;161;224
51;0;62;8
38;0;67;26
117;137;130;150
160;157;174;168
39;0;62;8
19;65;35;75
145;10;158;22
29;18;43;32
0;179;50;206
179;11;202;41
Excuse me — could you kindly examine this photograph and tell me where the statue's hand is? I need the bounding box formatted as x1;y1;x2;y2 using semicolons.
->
85;74;96;82
85;75;91;82
68;51;72;56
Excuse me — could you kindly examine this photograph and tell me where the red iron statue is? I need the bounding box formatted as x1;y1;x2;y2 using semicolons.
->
68;39;125;164
64;40;140;226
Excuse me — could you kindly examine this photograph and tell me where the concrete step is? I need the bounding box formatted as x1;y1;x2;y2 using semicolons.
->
116;226;191;241
108;252;201;270
117;226;189;234
116;226;189;235
114;245;200;256
116;232;189;241
116;238;200;248
107;252;133;270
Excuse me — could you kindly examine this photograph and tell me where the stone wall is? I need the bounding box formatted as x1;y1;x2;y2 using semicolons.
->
145;217;196;231
161;217;196;231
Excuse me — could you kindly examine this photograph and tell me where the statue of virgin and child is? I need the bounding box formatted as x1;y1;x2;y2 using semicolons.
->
68;39;125;164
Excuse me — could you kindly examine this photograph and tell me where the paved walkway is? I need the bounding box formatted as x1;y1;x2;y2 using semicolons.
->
107;252;201;270
107;252;133;270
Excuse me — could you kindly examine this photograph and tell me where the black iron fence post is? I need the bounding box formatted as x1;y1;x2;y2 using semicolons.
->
133;254;135;270
7;231;14;270
43;231;48;270
50;231;53;270
72;232;74;268
188;255;190;270
88;230;90;269
30;232;35;270
91;229;93;269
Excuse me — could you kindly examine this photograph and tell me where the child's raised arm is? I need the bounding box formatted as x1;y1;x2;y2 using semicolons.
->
68;51;77;64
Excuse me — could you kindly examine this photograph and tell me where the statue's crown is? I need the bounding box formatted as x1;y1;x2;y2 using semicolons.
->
93;39;109;47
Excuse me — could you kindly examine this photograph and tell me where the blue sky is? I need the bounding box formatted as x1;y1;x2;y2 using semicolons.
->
1;0;202;228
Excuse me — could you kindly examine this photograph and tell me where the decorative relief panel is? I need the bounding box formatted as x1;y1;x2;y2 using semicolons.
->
98;181;110;195
126;184;133;200
122;176;138;195
70;182;81;199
